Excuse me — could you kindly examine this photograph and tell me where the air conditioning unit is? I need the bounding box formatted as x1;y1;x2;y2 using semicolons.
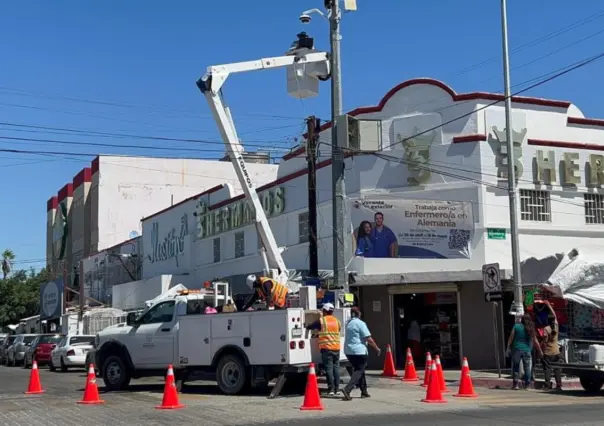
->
336;114;382;152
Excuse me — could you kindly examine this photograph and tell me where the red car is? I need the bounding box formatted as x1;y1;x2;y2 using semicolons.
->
24;334;63;368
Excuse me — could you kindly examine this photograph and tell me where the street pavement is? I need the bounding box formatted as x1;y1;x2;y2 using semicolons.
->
0;364;602;425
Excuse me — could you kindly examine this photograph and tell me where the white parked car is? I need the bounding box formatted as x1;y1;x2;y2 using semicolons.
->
49;335;95;372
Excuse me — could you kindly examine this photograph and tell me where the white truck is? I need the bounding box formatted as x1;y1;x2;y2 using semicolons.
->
94;283;350;395
94;34;348;396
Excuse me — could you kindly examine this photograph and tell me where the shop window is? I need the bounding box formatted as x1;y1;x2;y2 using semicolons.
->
213;238;221;263
520;189;551;222
584;193;604;224
234;231;245;258
298;212;309;243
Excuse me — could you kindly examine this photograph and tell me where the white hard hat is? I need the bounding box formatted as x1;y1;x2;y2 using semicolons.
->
322;303;335;312
246;274;257;289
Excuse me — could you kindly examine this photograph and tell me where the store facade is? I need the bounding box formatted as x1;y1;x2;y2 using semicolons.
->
123;77;604;370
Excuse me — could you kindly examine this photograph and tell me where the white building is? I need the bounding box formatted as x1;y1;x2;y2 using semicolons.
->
52;154;278;309
137;78;604;370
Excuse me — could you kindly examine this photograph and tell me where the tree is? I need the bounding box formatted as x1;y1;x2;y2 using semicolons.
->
1;249;15;279
0;251;48;328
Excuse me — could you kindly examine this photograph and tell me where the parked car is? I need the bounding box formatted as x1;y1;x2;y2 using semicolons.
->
50;335;95;372
6;334;37;366
0;335;17;365
23;334;63;369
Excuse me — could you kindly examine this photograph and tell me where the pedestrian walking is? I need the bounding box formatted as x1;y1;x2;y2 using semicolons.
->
306;303;342;396
341;307;381;401
536;302;563;391
506;313;543;390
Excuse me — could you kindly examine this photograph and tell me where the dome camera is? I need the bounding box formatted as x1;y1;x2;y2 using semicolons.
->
299;13;312;24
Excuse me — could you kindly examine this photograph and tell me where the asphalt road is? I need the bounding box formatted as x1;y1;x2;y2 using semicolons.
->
1;363;603;426
267;404;604;426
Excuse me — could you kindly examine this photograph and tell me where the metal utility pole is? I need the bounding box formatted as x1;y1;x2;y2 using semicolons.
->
327;0;347;291
306;116;320;278
501;0;523;316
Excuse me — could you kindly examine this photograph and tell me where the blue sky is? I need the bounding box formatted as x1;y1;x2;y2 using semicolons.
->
1;0;603;272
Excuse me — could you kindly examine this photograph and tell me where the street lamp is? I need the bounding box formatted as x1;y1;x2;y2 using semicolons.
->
299;1;355;292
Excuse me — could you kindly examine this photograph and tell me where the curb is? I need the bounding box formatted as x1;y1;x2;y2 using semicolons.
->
470;377;582;390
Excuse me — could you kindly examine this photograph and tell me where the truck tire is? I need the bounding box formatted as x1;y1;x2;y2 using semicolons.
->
102;355;131;391
579;376;603;393
216;354;248;395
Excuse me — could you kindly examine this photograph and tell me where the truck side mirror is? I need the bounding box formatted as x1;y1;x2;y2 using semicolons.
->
126;313;137;326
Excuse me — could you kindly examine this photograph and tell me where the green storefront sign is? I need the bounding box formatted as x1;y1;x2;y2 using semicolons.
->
487;228;506;240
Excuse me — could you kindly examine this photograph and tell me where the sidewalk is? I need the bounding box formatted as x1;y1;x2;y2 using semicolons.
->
363;369;582;390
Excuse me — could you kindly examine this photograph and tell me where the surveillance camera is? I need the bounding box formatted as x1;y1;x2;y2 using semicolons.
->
299;13;312;24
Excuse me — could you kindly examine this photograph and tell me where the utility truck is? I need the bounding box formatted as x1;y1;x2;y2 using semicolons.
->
94;33;352;396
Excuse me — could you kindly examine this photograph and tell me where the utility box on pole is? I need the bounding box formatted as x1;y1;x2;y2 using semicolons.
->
336;114;383;152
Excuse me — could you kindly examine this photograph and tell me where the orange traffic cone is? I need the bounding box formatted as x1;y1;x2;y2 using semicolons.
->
454;357;478;398
24;360;44;395
421;353;432;387
300;363;324;411
421;361;447;403
381;344;398;377
156;365;185;410
402;348;419;382
435;355;450;393
78;364;105;405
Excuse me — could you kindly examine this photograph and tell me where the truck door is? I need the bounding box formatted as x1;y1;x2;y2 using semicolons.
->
130;300;176;368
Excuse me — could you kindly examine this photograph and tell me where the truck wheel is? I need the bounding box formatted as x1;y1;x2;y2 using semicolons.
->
580;376;603;393
102;355;131;391
216;354;248;395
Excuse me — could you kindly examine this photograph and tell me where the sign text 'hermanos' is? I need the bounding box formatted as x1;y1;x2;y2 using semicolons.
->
196;187;285;238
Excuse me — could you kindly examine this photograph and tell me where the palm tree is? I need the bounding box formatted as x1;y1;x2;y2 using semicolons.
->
2;249;15;279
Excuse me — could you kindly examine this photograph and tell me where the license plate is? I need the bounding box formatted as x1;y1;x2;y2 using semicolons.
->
292;328;303;338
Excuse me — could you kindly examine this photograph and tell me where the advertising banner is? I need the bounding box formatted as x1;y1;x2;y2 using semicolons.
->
40;278;64;320
350;198;474;259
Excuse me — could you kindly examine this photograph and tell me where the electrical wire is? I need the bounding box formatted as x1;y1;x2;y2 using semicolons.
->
0;135;289;154
380;50;604;151
343;9;604;113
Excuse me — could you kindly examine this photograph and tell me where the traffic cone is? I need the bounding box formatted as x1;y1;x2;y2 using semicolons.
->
156;365;185;409
24;360;44;395
454;357;478;398
421;361;446;403
435;355;450;393
300;363;324;411
78;364;105;405
381;344;398;377
402;348;419;382
421;353;432;387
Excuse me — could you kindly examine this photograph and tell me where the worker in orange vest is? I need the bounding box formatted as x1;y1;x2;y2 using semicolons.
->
306;303;342;396
242;274;289;311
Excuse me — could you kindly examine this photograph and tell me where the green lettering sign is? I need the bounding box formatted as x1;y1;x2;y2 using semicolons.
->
195;187;286;239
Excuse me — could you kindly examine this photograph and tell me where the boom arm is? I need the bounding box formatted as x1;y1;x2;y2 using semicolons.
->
196;49;330;288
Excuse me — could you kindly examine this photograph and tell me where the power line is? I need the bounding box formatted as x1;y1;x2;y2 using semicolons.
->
381;50;604;151
0;86;306;121
343;9;604;113
0;121;302;147
0;135;289;154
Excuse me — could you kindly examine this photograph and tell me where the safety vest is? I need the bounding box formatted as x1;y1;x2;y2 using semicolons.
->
257;277;288;308
318;315;341;351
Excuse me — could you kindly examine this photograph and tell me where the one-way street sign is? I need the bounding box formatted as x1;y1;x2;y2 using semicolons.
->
483;263;502;303
485;292;503;302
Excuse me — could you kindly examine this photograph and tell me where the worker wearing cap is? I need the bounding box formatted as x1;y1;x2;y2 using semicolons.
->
241;274;289;311
306;303;342;396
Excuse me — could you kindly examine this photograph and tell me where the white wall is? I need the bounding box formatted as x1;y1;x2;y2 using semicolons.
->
96;156;278;251
134;79;604;286
478;103;604;272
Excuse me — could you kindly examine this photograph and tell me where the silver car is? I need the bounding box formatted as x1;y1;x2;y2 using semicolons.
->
0;335;17;365
6;334;37;366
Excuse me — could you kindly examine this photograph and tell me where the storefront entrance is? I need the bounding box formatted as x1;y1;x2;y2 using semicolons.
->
392;292;461;369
